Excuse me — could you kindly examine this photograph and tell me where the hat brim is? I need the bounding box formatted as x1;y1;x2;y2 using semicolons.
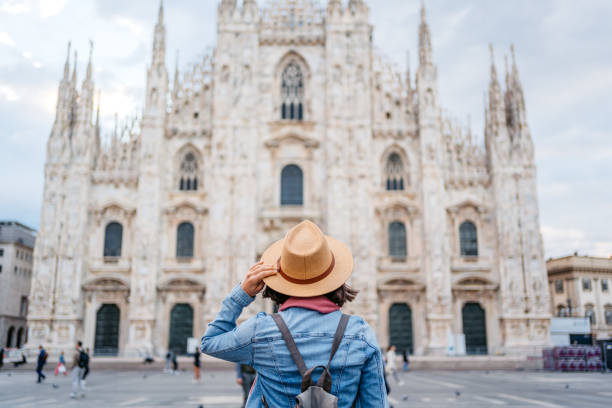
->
260;235;354;298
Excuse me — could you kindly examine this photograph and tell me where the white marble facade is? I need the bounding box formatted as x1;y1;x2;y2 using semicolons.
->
27;0;551;357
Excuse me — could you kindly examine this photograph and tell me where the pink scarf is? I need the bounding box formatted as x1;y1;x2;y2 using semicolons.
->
279;296;340;314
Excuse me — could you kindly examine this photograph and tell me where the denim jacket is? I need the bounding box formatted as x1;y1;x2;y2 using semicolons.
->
201;285;389;407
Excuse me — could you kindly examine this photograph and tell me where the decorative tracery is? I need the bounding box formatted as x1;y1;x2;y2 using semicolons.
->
281;61;304;121
179;152;199;191
385;152;405;191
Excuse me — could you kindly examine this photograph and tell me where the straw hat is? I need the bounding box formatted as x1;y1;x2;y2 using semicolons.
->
261;220;354;297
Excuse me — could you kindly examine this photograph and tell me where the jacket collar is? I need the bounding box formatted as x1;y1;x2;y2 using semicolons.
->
279;296;340;314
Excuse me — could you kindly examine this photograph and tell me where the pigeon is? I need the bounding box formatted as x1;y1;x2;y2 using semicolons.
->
402;395;409;401
565;384;569;389
455;391;461;397
143;374;147;379
198;405;204;408
52;384;59;389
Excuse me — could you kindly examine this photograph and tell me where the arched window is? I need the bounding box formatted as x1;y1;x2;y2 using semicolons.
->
104;222;123;257
281;61;304;121
585;304;596;325
388;221;407;258
176;222;194;258
6;326;14;347
16;327;23;348
605;306;612;325
281;165;303;206
179;152;199;191
459;221;478;257
385;152;405;191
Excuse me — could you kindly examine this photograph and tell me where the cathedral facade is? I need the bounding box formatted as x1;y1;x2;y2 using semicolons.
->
27;0;551;357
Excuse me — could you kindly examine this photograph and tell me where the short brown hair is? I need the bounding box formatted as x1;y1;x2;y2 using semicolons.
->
262;284;358;307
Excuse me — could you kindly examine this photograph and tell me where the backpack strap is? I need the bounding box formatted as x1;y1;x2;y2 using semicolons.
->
327;314;350;369
312;314;350;390
271;313;307;376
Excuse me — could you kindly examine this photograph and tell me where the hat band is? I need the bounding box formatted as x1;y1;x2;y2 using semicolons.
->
276;253;335;285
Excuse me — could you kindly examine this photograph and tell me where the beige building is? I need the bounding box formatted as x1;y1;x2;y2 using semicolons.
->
0;221;36;349
27;0;551;358
547;255;612;341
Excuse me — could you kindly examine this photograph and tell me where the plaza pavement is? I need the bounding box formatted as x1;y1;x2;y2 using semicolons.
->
0;367;611;407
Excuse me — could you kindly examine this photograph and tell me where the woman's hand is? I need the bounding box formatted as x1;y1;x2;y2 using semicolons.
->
241;261;277;297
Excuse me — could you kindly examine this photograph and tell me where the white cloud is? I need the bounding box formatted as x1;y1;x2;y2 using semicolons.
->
33;61;41;68
113;16;145;36
591;242;612;258
0;84;19;101
0;31;16;47
22;50;31;59
39;0;67;19
0;0;31;15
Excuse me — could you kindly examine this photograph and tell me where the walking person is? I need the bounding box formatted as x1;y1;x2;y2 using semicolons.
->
402;349;410;372
0;346;4;370
385;345;403;385
164;350;171;372
81;348;90;388
201;220;388;407
36;345;47;383
193;349;201;383
69;341;86;399
54;351;67;376
236;364;256;407
171;350;178;374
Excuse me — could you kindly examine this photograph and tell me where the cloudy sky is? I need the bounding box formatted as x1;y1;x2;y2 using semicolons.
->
0;0;610;259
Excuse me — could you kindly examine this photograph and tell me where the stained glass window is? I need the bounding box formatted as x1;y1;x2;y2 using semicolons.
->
459;221;478;257
281;61;304;121
104;222;123;257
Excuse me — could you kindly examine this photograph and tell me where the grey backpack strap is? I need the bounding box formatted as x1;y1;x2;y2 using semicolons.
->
326;314;350;369
311;314;350;390
271;313;307;376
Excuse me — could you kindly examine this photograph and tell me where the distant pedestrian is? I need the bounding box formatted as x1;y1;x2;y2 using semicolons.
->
386;345;403;385
54;351;67;376
164;351;171;372
171;350;178;373
36;345;48;383
69;341;86;399
143;349;154;364
236;364;256;407
193;350;201;382
402;349;410;372
81;348;91;388
0;346;4;369
13;350;26;367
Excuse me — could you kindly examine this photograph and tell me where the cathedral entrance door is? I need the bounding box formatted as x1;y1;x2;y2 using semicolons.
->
94;304;120;356
462;302;487;355
168;303;193;355
389;303;413;354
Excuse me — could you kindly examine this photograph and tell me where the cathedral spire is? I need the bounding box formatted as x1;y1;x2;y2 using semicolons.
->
510;44;524;99
86;40;93;81
71;50;78;85
488;44;504;129
172;50;180;100
151;0;166;67
406;50;412;89
63;42;71;80
418;0;433;67
95;90;100;129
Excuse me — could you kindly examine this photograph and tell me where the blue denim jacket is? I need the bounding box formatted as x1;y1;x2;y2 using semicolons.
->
201;285;388;407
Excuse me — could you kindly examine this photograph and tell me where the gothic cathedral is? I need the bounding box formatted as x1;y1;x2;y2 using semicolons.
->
27;0;551;357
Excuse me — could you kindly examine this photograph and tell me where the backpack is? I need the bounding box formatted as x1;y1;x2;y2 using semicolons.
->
263;313;350;408
78;350;89;368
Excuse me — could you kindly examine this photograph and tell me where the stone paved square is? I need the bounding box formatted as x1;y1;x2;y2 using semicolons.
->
1;368;610;407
